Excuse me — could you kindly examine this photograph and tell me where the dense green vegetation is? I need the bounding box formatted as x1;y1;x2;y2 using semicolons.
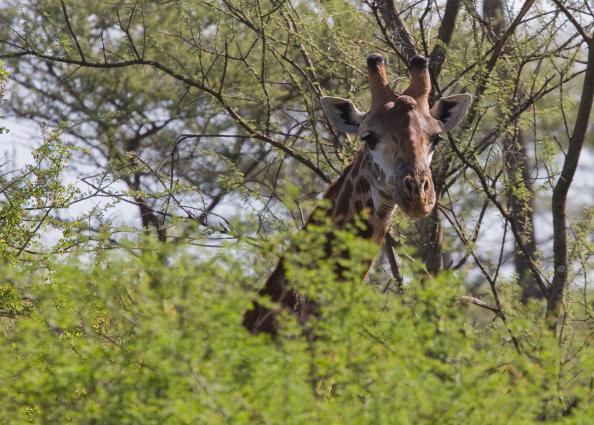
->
1;234;593;423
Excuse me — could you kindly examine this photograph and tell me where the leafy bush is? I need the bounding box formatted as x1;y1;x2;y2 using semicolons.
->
1;228;592;424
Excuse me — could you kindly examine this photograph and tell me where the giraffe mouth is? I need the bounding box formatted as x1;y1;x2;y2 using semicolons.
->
398;199;436;219
394;172;436;219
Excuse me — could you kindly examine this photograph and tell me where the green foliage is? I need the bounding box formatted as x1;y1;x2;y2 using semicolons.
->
0;1;593;423
0;61;8;135
0;129;78;263
0;228;592;424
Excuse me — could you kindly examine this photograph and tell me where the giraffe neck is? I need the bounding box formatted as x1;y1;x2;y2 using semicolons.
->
326;150;398;243
243;149;399;334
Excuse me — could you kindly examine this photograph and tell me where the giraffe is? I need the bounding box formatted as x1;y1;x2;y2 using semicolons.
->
243;53;472;334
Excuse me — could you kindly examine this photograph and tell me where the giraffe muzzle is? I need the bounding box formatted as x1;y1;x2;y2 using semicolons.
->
396;172;436;218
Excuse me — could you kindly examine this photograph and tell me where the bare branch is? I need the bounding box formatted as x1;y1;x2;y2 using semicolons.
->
547;35;594;325
460;295;500;315
60;0;86;62
552;0;592;42
4;49;330;183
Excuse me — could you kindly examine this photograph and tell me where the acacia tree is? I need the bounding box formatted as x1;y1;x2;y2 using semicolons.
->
0;0;592;327
1;1;594;422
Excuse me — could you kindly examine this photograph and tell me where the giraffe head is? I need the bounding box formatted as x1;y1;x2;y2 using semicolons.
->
321;54;471;219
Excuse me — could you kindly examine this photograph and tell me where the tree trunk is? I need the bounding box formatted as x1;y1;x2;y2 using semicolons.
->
484;0;540;302
504;128;540;301
546;34;594;324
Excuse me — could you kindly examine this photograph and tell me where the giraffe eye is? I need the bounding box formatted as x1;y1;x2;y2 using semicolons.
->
431;135;444;149
362;134;379;150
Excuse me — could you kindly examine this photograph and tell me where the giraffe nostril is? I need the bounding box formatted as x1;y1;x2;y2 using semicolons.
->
404;177;414;196
423;178;430;194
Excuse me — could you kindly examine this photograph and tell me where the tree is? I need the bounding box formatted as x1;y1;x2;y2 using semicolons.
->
0;2;593;420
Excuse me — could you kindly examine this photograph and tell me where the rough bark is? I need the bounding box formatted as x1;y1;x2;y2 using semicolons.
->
418;162;446;275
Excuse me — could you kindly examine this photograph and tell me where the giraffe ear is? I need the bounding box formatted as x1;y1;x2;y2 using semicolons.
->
321;97;366;134
430;94;472;131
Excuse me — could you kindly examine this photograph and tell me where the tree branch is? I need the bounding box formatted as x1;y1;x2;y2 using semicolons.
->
547;35;594;325
59;0;86;62
1;49;330;183
551;0;592;43
374;0;419;62
428;0;461;82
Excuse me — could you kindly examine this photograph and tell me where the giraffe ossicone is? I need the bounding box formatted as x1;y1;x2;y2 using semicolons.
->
243;54;472;334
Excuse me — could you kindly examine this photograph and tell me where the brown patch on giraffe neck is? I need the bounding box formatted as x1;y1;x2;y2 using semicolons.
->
327;151;397;243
